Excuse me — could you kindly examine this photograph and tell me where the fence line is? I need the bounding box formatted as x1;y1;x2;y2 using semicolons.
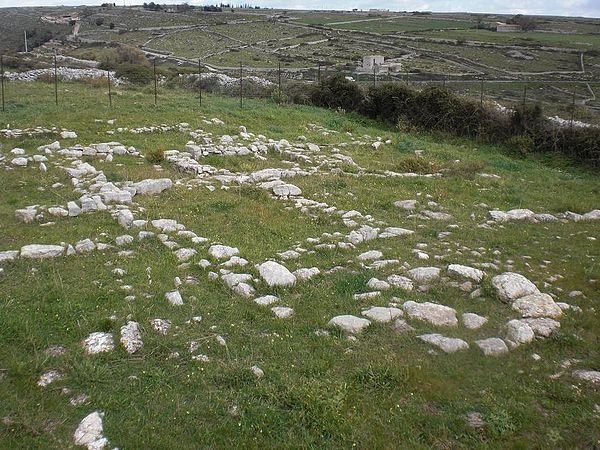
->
0;54;598;126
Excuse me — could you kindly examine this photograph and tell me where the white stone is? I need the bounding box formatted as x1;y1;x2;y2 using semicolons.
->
573;370;600;384
20;244;64;259
361;306;403;323
251;365;265;378
271;306;294;318
386;275;414;291
505;319;535;348
357;250;382;261
512;293;562;318
328;315;371;334
165;290;183;306
293;267;320;281
15;208;37;223
491;272;540;302
75;239;96;254
208;244;239;260
367;278;391;290
11;157;28;166
175;248;197;262
0;250;19;262
403;301;458;327
418;334;469;353
462;313;488;329
258;261;296;287
448;264;485;282
272;184;302;197
407;267;441;283
394;199;417;210
120;321;143;354
83;332;114;354
475;338;509;356
117;209;134;228
520;318;560;337
132;178;173;195
254;295;279;306
73;411;108;450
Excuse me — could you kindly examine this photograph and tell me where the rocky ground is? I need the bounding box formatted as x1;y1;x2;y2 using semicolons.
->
0;80;599;449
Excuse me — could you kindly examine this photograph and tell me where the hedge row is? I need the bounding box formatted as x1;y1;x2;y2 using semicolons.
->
307;75;600;167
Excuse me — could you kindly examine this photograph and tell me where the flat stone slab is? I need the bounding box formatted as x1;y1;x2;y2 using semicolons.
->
418;333;469;353
20;244;64;259
403;301;458;327
448;264;485;282
407;267;441;283
328;315;371;334
361;306;403;323
475;338;509;356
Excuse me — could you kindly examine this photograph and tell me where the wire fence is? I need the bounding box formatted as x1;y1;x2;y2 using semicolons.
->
1;53;599;127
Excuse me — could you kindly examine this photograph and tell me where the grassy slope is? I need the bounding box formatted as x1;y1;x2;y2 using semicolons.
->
0;81;599;449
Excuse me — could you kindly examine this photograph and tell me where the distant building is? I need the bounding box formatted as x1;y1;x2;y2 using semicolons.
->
363;55;385;70
360;55;402;73
496;22;522;32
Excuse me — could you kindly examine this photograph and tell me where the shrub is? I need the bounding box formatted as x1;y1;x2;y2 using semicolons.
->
362;83;416;123
310;74;365;112
116;45;149;66
115;64;154;85
508;134;535;155
145;148;164;164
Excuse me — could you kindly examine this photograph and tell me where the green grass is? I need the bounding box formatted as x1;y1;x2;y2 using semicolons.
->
0;80;599;449
329;17;476;33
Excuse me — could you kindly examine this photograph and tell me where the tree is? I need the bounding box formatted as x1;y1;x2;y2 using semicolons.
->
95;17;105;26
510;14;537;31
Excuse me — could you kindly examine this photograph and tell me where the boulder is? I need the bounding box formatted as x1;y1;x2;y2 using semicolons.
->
403;301;458;327
491;272;540;302
505;319;535;348
462;313;488;329
258;261;296;287
512;293;562;318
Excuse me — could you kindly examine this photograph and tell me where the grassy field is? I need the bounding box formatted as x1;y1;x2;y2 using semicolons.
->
329;17;476;33
415;28;600;49
0;79;599;449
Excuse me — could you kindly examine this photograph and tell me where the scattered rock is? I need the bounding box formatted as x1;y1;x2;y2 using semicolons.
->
475;338;509;356
258;261;296;287
418;333;469;353
403;301;458;327
328;315;371;334
120;321;143;354
491;272;540;302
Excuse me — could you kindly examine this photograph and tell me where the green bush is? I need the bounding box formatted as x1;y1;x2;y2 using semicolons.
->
145;148;164;164
115;64;154;85
362;83;416;123
310;74;365;112
508;134;535;155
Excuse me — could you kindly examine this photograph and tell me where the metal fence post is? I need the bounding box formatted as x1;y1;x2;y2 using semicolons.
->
373;65;376;86
570;89;576;128
153;58;157;106
107;67;112;108
239;61;243;108
278;61;281;105
480;78;484;107
522;85;527;109
54;54;58;106
198;59;202;107
318;63;321;83
1;55;5;112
